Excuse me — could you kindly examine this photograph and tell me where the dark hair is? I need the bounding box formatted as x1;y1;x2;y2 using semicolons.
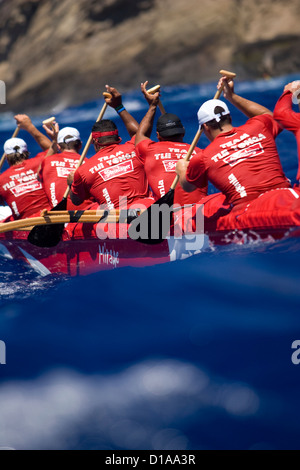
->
92;119;119;145
6;150;30;166
92;119;117;132
205;113;232;130
59;140;82;152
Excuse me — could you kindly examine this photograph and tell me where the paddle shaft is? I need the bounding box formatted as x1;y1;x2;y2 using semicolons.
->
0;208;122;233
158;101;166;114
146;84;165;114
0;127;20;172
61;86;164;201
62;102;108;200
170;77;234;191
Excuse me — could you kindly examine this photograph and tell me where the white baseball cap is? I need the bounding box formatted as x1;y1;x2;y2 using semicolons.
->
4;137;28;155
197;99;230;127
57;127;81;144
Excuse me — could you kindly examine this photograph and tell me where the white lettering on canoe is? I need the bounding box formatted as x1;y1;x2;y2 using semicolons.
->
99;243;119;268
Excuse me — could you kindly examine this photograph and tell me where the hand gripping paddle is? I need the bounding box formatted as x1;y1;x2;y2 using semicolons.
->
128;70;236;245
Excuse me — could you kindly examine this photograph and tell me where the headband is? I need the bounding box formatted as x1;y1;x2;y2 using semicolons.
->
92;130;119;139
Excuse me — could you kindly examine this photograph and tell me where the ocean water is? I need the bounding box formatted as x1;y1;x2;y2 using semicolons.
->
1;75;300;451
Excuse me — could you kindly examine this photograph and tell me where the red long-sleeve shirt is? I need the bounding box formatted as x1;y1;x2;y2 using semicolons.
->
186;114;290;208
274;90;300;180
71;137;150;209
0;152;50;219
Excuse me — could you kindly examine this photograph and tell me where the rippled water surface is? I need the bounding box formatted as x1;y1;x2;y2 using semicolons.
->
1;75;300;450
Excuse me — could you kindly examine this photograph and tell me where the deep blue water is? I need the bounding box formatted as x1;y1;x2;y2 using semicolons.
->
1;75;300;450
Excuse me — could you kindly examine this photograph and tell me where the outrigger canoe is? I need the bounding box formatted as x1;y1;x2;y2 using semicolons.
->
1;186;300;277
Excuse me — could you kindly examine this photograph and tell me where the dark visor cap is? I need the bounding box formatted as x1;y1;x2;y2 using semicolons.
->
156;113;185;137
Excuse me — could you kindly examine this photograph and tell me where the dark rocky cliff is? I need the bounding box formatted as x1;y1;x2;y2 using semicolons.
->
0;0;300;114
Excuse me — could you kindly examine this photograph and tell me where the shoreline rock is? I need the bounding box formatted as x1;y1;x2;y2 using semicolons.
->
0;0;300;114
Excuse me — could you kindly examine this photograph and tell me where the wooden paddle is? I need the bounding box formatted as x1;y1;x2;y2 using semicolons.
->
105;84;165;114
42;116;56;132
128;70;236;245
147;85;166;114
27;97;111;247
27;85;164;247
0;209;124;234
0;127;20;172
57;100;110;210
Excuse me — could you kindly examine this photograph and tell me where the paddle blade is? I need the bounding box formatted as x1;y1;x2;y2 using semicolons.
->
27;222;65;248
51;198;68;212
128;189;174;245
27;198;67;247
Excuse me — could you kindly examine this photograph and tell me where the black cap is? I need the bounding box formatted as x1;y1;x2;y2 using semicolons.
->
156;113;185;137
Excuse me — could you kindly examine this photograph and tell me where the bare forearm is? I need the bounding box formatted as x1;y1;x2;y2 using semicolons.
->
46;141;58;157
15;114;52;150
135;103;157;145
26;123;52;150
118;109;139;138
228;93;273;118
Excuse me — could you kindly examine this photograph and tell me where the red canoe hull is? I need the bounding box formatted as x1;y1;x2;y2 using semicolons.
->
1;187;300;276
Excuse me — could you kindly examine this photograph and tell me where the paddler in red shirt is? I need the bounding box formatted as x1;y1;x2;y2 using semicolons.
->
135;81;208;206
176;77;291;211
13;114;51;159
68;86;152;210
0;137;51;220
38;124;94;210
273;80;300;183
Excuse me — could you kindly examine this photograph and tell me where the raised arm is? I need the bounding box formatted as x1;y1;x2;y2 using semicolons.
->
104;85;139;138
284;81;300;112
42;121;59;157
273;81;300;134
135;81;160;146
217;77;273;118
14;114;52;150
